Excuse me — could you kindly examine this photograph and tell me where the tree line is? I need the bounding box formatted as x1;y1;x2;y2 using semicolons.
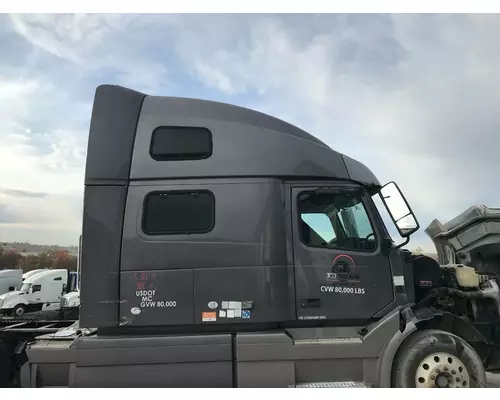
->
0;247;77;272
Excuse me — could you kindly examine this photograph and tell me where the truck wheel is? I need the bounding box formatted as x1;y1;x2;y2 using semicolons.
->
12;304;27;317
392;329;486;388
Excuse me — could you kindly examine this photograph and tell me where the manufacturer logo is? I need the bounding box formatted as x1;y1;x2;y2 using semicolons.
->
242;310;251;319
208;301;218;309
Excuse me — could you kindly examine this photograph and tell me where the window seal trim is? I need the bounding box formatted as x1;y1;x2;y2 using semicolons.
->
149;126;213;162
296;189;379;254
141;189;216;236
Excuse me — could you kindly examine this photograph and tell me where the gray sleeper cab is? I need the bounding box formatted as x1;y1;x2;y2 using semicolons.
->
25;85;440;388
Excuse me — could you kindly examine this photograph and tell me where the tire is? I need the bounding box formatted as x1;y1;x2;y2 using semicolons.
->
392;329;486;388
12;304;27;317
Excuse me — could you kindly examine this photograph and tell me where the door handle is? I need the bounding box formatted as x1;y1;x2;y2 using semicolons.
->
300;298;321;308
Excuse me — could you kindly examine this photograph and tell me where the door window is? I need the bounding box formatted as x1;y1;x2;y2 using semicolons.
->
31;285;42;293
298;189;377;252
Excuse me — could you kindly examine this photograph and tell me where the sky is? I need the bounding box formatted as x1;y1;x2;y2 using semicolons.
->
0;13;499;251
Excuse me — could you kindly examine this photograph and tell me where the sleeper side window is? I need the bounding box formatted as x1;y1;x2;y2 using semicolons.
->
150;126;212;161
298;189;377;252
143;190;215;235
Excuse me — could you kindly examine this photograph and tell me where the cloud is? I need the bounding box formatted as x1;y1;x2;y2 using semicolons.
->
0;188;47;198
1;14;499;252
165;14;500;250
7;14;169;93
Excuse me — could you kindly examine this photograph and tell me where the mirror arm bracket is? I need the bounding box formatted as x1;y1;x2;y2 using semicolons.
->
394;236;410;250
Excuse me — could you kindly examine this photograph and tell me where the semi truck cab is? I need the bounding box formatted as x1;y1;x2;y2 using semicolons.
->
18;84;499;388
0;270;22;296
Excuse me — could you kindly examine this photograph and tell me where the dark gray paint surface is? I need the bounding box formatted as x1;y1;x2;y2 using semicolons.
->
84;85;145;185
131;101;351;182
72;363;232;388
193;265;294;324
342;154;381;187
80;185;127;328
82;84;380;188
234;328;387;387
119;178;294;326
70;333;233;387
121;179;287;271
26;317;406;387
119;269;194;327
127;90;378;186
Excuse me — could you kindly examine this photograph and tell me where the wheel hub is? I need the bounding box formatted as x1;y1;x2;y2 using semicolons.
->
416;352;470;388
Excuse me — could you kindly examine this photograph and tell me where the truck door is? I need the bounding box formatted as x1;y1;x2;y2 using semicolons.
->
291;182;394;322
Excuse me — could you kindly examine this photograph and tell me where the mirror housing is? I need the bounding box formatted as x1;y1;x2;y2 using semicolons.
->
379;181;419;237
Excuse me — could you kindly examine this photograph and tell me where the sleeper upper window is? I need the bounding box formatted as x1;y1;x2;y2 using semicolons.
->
143;191;215;235
150;126;212;161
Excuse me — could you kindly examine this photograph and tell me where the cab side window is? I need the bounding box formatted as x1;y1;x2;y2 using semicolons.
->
142;190;215;235
32;285;42;293
298;189;377;252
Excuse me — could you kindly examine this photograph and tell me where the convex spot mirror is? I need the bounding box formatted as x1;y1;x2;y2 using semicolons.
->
380;181;419;237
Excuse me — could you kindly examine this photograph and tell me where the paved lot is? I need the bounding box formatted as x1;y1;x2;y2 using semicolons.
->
487;372;500;388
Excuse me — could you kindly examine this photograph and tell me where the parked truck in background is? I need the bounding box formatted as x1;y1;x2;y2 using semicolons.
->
0;270;22;296
0;269;77;317
0;84;499;388
21;270;48;282
60;236;81;320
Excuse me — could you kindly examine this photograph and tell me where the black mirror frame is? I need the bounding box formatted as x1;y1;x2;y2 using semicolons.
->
379;181;420;238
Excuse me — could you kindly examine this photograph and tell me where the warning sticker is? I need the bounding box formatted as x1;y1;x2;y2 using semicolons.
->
202;312;217;322
242;310;251;319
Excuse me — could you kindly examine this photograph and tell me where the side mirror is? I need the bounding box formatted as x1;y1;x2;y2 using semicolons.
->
380;181;419;237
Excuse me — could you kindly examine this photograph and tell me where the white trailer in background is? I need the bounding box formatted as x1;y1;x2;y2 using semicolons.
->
0;270;22;296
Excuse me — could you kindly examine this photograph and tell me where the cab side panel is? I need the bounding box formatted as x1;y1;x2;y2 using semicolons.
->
119;179;295;327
